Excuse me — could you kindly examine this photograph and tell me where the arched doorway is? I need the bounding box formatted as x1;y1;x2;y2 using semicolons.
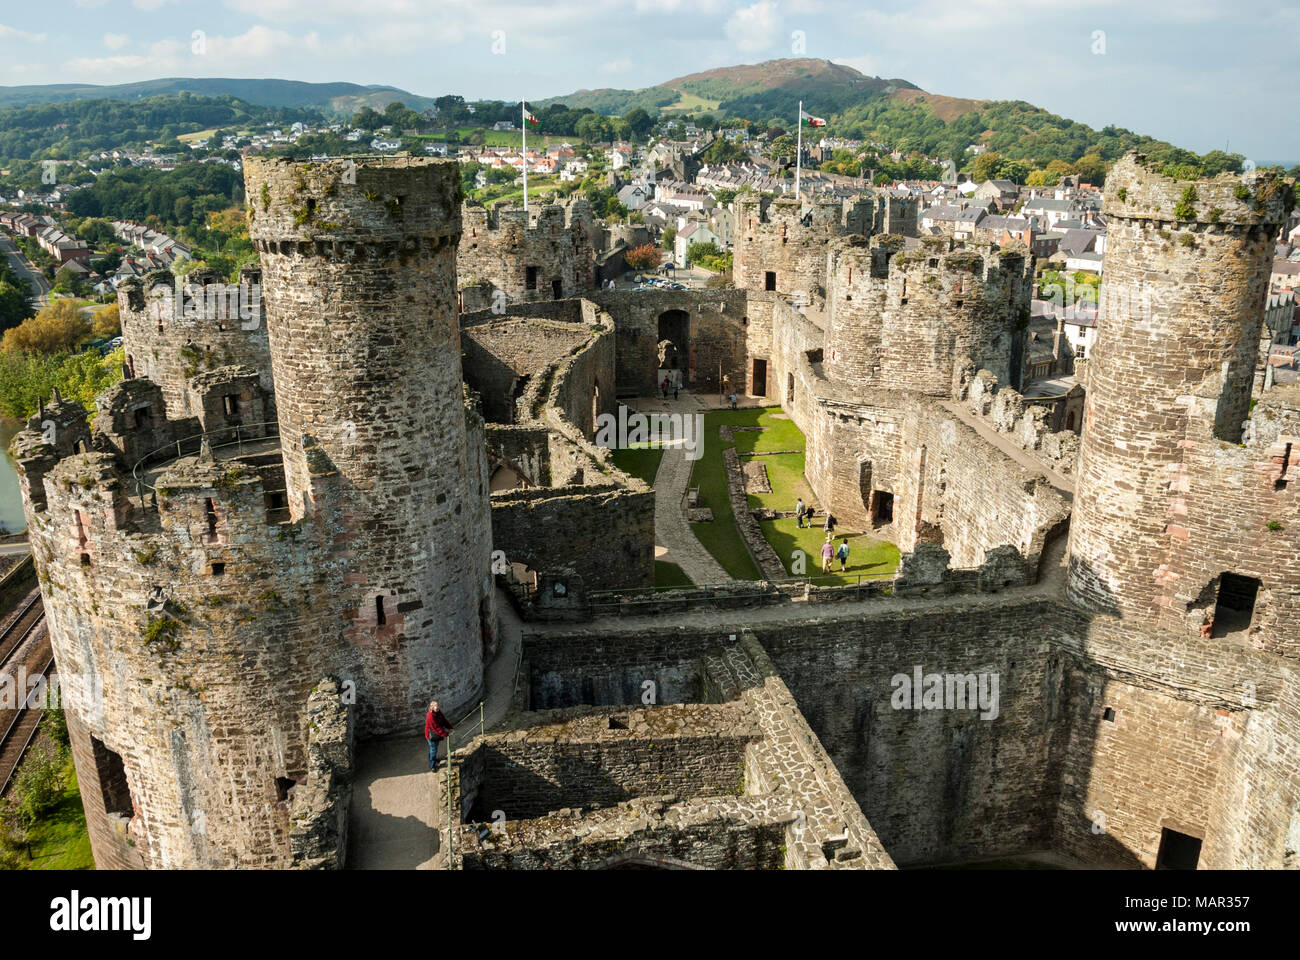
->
657;309;690;387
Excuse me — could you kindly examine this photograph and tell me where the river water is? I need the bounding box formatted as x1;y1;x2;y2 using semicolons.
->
0;419;27;534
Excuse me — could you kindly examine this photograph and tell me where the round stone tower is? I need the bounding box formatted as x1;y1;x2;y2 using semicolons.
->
243;156;488;731
1067;153;1293;618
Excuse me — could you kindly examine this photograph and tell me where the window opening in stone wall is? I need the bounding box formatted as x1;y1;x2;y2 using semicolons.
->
552;278;563;300
375;595;387;626
133;406;151;431
75;510;90;565
1102;707;1115;722
91;736;133;817
1211;573;1261;637
222;395;238;417
752;358;767;396
1276;443;1292;491
526;266;538;290
205;498;219;541
787;372;795;404
765;271;776;291
872;491;894;525
210;562;225;577
275;777;297;803
1155;828;1202;870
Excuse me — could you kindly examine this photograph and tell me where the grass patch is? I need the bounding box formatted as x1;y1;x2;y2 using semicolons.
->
745;452;814;511
609;444;665;487
654;561;693;589
762;519;900;585
688;408;770;580
17;758;94;870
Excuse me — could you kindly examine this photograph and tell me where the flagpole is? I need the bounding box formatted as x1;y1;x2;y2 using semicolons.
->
522;99;529;214
795;100;802;202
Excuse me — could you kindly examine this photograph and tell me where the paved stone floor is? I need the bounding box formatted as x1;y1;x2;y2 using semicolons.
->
348;583;525;869
629;391;767;586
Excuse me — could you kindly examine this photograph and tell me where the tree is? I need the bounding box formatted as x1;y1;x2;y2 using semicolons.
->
661;225;677;250
91;304;120;339
1073;153;1106;185
623;108;652;138
0;280;33;334
625;243;661;271
1;299;91;355
768;135;796;161
971;151;1001;183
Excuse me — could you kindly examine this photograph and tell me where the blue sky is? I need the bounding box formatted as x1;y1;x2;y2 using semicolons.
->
1;0;1296;162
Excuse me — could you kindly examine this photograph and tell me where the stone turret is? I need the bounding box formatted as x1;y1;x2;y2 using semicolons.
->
245;155;491;731
456;199;597;306
1068;152;1296;625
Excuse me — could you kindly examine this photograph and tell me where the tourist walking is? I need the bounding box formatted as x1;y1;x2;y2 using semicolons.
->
729;392;738;410
425;699;453;772
836;537;850;572
662;377;670;400
795;497;806;528
820;537;834;573
824;513;837;534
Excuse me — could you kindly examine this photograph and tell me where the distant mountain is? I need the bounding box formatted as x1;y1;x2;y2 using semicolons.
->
0;78;436;115
540;58;1220;171
539;57;918;119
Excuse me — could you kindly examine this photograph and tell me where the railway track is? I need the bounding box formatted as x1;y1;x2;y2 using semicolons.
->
0;592;44;671
0;590;49;797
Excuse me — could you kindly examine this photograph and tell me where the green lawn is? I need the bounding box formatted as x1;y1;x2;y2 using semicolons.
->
18;759;94;870
610;445;665;487
762;520;900;585
745;452;814;512
690;405;899;584
688;408;767;580
654;561;693;589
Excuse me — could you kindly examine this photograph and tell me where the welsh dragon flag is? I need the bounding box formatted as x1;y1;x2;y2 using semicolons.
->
800;110;826;127
523;106;540;128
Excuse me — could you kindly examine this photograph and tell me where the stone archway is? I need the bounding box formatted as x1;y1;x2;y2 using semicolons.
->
657;309;690;385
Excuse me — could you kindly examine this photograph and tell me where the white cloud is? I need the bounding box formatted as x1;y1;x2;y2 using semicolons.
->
103;33;131;51
0;24;47;44
599;58;632;74
724;1;782;54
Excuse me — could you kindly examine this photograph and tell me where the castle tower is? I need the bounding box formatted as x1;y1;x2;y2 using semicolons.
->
1067;153;1293;619
824;235;1031;398
116;264;272;420
244;156;488;730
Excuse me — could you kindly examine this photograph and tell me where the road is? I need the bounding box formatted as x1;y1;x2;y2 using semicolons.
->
0;234;50;308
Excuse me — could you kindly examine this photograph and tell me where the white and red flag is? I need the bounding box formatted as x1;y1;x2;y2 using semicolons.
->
800;110;826;127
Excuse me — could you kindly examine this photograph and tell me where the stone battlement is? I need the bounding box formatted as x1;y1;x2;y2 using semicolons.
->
1105;151;1295;227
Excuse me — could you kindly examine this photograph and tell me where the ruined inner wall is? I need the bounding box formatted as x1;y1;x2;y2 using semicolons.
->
1146;385;1300;655
244;155;488;731
117;266;272;421
1068;154;1293;620
753;597;1071;866
457;201;596;305
462;314;596;423
893;402;1072;570
590;288;753;397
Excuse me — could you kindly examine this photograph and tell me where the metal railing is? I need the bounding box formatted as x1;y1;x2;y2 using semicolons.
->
130;420;281;500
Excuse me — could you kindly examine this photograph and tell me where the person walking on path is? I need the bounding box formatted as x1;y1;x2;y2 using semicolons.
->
836;537;850;572
673;381;679;400
795;497;806;528
425;700;453;772
824;513;837;535
820;537;834;574
662;377;670;400
729;392;738;410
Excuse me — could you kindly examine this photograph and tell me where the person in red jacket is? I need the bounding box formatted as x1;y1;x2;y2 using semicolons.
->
425;700;453;771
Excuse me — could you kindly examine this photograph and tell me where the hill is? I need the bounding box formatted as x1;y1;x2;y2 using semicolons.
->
0;77;435;115
541;58;1226;173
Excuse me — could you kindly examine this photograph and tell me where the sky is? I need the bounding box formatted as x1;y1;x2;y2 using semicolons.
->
1;0;1297;162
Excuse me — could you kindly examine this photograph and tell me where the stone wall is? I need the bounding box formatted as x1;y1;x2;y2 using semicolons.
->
117;265;272;421
289;678;354;869
894;401;1073;570
457;201;597;305
732;193;876;301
